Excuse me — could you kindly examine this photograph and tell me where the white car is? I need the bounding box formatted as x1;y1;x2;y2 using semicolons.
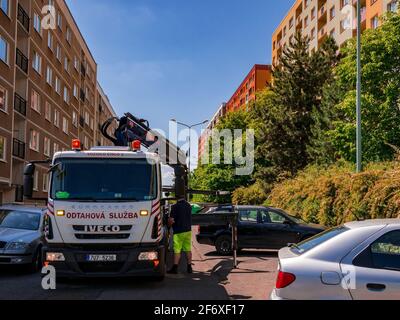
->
271;219;400;300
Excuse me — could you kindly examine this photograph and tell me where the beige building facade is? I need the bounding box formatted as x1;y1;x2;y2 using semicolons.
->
0;0;116;204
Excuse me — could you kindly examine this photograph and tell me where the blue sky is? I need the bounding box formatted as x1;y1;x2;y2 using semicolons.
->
66;0;293;166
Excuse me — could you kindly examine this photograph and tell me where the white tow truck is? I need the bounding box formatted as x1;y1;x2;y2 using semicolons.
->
23;114;188;279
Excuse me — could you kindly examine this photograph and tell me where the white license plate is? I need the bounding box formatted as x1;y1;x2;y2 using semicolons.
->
85;255;117;262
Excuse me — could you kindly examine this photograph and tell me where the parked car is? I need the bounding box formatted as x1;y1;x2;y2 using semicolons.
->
195;205;325;254
271;219;400;300
0;205;46;272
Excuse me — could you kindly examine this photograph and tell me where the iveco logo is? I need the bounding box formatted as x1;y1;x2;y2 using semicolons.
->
84;225;121;233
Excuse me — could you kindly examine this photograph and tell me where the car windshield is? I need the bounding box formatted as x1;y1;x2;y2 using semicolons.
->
0;210;41;231
50;158;158;202
291;226;349;254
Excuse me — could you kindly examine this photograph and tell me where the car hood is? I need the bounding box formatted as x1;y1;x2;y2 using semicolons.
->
0;227;39;243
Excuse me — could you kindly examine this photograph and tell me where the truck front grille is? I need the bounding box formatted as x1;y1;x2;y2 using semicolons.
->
75;234;130;240
0;241;7;249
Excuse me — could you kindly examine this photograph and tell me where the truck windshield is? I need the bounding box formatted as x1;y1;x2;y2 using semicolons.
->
50;158;158;202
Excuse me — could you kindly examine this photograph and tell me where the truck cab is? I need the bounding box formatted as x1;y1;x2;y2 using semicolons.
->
24;141;169;279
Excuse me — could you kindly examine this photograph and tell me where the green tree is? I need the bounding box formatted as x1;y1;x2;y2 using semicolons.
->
191;110;253;203
323;11;400;163
252;32;339;178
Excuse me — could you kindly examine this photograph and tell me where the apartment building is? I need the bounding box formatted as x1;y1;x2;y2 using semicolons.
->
198;64;272;161
226;64;272;113
197;103;227;162
272;0;399;66
96;82;117;147
0;0;116;204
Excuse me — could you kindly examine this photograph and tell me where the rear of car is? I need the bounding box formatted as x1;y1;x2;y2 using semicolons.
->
271;222;389;300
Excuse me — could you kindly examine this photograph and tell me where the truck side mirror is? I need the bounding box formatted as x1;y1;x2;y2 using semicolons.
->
23;163;35;199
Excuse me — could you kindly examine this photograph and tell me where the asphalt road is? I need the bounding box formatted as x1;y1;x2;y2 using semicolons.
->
0;239;278;300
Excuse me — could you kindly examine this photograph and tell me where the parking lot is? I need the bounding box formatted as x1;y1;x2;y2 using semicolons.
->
0;235;278;300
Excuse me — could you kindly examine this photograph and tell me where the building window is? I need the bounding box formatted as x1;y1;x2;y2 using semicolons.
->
85;111;90;125
30;90;41;113
388;1;398;12
55;77;61;95
32;51;42;74
63;87;69;104
62;117;68;134
341;0;351;9
44;137;51;156
53;143;59;154
56;44;61;61
0;86;7;112
330;6;336;20
289;17;294;29
57;12;62;29
311;7;316;20
64;57;70;73
33;170;39;191
0;136;6;161
73;84;78;98
304;0;310;9
0;35;8;64
371;15;379;29
48;32;53;50
29;129;40;152
54;109;60;127
304;16;309;27
72;111;78;127
46;66;53;86
66;27;72;44
34;12;42;34
74;56;79;70
84;136;89;149
311;28;316;40
43;173;49;192
0;0;9;16
45;102;51;122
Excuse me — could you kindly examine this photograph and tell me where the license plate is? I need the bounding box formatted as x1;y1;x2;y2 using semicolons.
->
85;255;117;262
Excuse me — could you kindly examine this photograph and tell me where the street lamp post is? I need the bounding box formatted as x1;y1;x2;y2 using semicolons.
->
170;119;209;173
356;0;363;173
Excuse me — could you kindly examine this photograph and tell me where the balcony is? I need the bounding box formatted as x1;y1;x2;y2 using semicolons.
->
81;65;86;77
14;93;27;116
80;89;86;102
318;5;327;20
318;26;327;43
16;49;28;74
17;4;30;33
13;139;26;160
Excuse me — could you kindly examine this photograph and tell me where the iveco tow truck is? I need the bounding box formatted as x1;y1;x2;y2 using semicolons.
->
23;113;188;279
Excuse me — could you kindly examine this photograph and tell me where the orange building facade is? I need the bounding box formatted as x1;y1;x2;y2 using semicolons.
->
198;64;272;162
272;0;398;66
226;64;272;113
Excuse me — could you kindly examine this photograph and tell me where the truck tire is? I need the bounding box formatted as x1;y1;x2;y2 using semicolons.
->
215;235;232;255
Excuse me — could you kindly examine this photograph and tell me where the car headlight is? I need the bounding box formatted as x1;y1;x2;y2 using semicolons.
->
6;242;29;251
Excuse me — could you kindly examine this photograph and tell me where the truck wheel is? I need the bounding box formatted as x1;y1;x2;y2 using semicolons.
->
215;235;232;255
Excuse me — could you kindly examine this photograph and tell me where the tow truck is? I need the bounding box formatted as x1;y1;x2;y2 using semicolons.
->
23;113;188;279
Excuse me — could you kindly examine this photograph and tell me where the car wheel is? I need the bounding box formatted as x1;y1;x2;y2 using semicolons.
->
215;235;232;255
29;246;42;273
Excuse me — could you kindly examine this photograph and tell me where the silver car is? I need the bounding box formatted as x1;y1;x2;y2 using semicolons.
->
0;205;46;272
271;219;400;300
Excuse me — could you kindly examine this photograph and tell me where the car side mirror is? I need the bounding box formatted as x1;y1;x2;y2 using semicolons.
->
283;219;293;226
23;163;35;199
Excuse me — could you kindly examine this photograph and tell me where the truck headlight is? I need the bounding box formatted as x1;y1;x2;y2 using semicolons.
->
6;242;29;251
46;252;65;262
138;251;158;261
